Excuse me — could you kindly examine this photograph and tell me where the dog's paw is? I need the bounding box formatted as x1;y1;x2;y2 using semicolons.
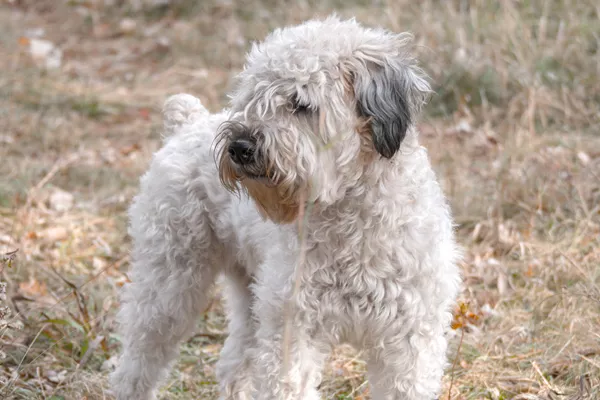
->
109;363;157;400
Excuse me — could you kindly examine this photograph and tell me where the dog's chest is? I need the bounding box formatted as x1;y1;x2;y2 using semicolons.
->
300;212;423;341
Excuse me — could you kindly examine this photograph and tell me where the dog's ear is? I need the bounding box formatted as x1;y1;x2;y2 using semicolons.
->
352;52;431;159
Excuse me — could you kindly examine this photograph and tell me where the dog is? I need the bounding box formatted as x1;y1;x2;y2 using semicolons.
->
110;15;462;400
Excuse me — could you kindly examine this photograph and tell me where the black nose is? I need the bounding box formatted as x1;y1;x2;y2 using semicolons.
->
228;138;255;165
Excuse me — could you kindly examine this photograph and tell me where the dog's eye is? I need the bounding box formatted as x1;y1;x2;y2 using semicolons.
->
290;96;310;114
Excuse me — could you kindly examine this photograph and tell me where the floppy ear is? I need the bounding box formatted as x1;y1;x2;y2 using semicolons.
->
353;55;431;158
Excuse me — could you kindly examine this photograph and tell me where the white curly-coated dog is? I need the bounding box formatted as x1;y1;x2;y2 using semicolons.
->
110;15;462;400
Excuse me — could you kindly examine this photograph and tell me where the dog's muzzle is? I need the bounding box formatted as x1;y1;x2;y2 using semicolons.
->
228;137;256;165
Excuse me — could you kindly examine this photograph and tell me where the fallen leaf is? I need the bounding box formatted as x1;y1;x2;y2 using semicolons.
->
201;343;222;355
525;264;535;277
92;256;106;272
119;18;137;35
19;278;48;297
45;369;67;383
120;143;141;155
0;134;15;144
49;189;74;212
497;272;508;296
42;227;68;242
27;38;62;70
138;108;150;120
577;151;591;165
93;23;113;39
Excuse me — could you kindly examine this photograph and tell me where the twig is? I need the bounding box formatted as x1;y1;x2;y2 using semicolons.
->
532;360;564;395
23;153;80;209
9;255;128;324
447;328;465;400
77;335;105;368
0;323;48;394
532;361;552;388
347;379;369;397
1;310;113;397
281;191;310;379
580;355;600;370
557;250;600;293
186;332;226;342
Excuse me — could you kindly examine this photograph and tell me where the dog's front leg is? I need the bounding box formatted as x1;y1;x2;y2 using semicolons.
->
366;321;450;400
252;318;328;400
216;269;257;400
249;274;329;400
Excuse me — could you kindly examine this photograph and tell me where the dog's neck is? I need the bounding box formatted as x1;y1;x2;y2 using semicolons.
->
347;127;421;199
306;130;423;229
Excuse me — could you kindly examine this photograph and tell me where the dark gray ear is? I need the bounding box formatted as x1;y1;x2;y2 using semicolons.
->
354;62;430;158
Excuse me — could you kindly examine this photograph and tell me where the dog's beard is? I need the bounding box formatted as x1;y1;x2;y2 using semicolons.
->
242;179;300;223
216;138;302;224
223;167;301;224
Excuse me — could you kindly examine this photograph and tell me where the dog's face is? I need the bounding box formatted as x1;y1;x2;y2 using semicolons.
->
216;16;431;223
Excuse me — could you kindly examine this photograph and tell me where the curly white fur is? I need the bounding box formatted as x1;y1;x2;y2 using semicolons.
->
110;15;462;400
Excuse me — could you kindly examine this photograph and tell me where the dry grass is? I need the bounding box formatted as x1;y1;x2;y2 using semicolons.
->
1;0;599;399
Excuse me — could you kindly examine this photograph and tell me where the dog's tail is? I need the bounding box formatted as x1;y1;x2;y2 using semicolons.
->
161;93;209;139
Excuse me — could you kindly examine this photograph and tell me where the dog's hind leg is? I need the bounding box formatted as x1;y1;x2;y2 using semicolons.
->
216;268;256;399
110;229;221;399
110;158;223;400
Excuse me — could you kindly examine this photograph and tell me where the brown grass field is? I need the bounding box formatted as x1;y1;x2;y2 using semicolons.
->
1;0;599;399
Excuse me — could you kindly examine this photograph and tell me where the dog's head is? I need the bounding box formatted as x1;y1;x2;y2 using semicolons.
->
216;16;431;223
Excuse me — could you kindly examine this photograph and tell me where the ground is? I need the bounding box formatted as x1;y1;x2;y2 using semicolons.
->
1;1;599;399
